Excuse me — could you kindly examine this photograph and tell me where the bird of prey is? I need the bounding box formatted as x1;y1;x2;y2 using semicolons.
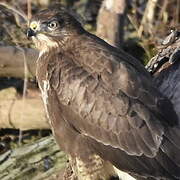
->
27;8;180;180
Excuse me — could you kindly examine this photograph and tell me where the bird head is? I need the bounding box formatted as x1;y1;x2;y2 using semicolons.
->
27;8;84;52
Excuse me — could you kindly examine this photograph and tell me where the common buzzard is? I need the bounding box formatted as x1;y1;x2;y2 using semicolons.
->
27;8;180;180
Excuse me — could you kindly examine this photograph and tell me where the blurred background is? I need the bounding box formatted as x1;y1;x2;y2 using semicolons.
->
0;0;179;179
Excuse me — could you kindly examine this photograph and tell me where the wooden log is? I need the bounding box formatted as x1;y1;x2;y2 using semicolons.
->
0;46;38;78
0;87;50;130
0;46;50;130
0;136;67;180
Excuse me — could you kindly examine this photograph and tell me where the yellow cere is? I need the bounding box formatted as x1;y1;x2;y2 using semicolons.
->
30;21;39;30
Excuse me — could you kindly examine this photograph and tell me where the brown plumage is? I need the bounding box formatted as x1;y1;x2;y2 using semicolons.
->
27;8;180;180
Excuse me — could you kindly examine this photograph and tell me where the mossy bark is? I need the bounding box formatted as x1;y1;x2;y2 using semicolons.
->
0;136;67;180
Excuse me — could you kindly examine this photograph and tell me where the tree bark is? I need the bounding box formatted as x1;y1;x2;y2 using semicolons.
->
0;136;67;180
96;0;127;47
0;87;50;130
0;46;38;78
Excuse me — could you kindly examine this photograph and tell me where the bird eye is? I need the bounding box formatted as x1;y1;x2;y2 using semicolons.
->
48;21;58;30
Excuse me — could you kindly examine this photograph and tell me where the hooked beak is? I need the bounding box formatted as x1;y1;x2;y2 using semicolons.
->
27;28;36;38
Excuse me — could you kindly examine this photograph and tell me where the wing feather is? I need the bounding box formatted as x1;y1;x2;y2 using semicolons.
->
50;37;177;158
51;56;164;158
72;35;177;125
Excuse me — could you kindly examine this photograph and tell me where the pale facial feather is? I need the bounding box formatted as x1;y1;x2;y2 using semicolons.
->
32;34;59;52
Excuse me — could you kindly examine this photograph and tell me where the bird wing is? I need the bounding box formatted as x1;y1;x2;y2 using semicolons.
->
71;35;177;126
49;38;177;158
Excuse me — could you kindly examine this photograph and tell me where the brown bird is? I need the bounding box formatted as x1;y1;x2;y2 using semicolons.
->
27;7;180;180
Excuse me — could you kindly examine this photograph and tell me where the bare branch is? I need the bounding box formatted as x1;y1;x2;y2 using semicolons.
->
138;0;158;37
27;0;32;21
0;2;27;22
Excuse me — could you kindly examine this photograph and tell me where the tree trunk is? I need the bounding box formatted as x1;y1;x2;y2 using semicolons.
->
138;0;158;37
0;136;67;180
96;0;127;47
